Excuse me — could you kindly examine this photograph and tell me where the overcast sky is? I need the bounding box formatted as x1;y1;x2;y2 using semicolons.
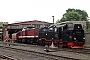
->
0;0;90;23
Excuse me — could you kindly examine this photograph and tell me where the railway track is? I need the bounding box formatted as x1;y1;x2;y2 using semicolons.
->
1;41;90;55
0;46;79;60
73;48;90;54
0;42;81;60
59;48;90;55
0;41;38;47
0;54;16;60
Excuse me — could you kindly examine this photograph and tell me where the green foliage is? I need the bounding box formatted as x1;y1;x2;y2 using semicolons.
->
0;22;8;32
56;19;61;23
66;8;88;21
56;8;88;23
63;12;82;21
86;21;90;32
0;22;8;27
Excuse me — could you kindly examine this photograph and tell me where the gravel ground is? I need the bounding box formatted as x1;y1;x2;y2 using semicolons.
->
11;45;90;60
0;48;69;60
0;42;90;60
0;48;54;60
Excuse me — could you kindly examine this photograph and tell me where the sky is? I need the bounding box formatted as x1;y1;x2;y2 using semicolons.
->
0;0;90;24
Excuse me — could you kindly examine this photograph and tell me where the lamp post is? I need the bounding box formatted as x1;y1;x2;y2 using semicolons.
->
52;16;54;24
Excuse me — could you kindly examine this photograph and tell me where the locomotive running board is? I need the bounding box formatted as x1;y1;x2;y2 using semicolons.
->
71;46;83;49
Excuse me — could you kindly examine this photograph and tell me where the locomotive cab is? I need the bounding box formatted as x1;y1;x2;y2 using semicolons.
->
61;23;85;48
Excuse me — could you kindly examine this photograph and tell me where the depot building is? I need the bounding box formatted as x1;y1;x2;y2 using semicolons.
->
3;20;53;40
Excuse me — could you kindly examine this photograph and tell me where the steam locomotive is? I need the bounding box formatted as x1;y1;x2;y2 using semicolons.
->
12;22;85;48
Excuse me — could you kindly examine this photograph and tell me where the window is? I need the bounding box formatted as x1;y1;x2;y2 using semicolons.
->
44;24;50;27
21;24;30;28
10;26;17;28
67;23;73;28
33;24;41;28
67;23;73;30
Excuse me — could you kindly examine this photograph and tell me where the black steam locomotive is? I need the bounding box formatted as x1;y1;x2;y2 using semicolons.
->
38;22;85;48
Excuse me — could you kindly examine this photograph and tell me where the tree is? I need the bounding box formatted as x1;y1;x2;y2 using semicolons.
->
57;8;88;23
56;8;90;32
62;12;81;21
86;21;90;32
